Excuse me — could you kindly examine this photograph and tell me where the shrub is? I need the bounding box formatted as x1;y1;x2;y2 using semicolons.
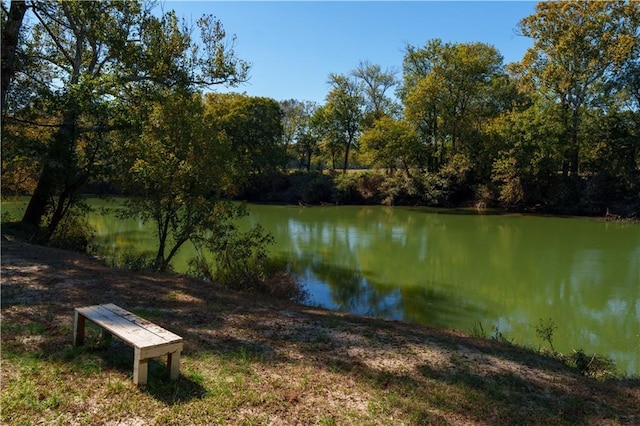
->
334;173;363;204
301;174;335;204
212;224;274;290
49;213;95;252
257;258;308;303
535;318;558;353
437;153;475;205
379;171;420;205
569;349;617;379
334;171;385;204
189;243;308;302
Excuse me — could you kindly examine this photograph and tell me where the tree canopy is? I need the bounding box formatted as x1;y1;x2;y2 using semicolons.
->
2;0;249;240
2;0;639;268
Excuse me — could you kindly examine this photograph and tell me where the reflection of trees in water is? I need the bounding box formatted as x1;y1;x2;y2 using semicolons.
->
264;206;639;374
287;253;488;328
400;284;488;328
288;253;396;316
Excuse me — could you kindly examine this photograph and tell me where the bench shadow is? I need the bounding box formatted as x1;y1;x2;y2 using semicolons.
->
86;340;208;404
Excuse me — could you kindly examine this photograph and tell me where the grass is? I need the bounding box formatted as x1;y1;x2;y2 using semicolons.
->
1;240;639;425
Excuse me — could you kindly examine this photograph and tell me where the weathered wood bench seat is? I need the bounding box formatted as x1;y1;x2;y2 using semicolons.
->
73;303;183;386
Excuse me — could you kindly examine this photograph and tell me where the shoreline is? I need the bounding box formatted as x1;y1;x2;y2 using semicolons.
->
2;239;638;425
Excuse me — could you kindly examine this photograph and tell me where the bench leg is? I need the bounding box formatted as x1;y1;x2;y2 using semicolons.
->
167;350;181;381
73;311;85;346
133;348;148;386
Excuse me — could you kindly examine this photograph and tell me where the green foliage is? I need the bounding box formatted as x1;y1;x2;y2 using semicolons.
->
302;174;335;205
186;202;307;301
321;74;364;173
186;202;265;285
280;99;320;169
213;226;274;290
5;0;249;241
351;60;399;127
48;206;95;252
535;318;558;353
359;117;423;172
436;153;475;205
518;1;639;177
205;93;285;193
402;39;508;171
117;89;232;271
334;171;384;205
378;170;423;206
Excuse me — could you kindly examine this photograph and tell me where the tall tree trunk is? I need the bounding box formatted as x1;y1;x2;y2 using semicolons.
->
569;108;580;176
21;110;77;229
1;0;28;116
342;135;353;174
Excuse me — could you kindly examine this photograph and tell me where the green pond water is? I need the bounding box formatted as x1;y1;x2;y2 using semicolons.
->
3;198;639;375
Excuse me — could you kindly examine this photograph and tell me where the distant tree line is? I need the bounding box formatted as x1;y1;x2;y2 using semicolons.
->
275;2;639;216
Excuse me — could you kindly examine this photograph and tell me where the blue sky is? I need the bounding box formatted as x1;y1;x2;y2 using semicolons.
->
163;1;537;104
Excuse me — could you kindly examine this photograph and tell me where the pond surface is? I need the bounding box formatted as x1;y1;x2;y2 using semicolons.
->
3;198;639;375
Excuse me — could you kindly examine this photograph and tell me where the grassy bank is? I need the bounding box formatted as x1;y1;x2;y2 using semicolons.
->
1;240;638;425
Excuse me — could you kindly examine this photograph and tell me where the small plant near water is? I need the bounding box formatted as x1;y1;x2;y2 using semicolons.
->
186;203;308;302
470;320;488;338
535;318;558;353
471;318;622;379
470;321;512;344
569;349;617;379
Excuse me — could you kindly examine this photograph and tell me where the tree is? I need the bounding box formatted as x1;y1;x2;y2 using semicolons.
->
117;90;275;274
1;0;28;116
401;39;506;171
322;73;364;173
351;60;399;127
6;1;249;240
311;104;340;171
488;100;564;207
359;117;422;175
280;99;305;165
280;99;322;170
518;1;640;177
205;93;284;193
117;90;232;272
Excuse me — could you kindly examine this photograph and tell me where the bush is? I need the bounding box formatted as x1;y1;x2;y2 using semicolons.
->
257;258;308;303
569;349;617;379
334;171;385;204
49;213;94;252
188;242;308;302
379;171;420;205
301;174;335;204
212;225;274;289
437;153;475;205
334;173;363;204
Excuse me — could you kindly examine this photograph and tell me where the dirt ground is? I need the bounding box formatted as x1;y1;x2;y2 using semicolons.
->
2;239;639;425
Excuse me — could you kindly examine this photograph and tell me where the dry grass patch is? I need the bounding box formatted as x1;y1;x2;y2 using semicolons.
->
2;240;639;425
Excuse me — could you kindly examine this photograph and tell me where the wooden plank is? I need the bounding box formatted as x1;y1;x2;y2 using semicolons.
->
102;304;182;343
76;305;169;348
133;348;149;386
139;342;183;359
167;350;181;380
73;310;85;346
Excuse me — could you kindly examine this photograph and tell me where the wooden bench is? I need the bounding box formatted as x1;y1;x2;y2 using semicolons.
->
73;303;183;386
